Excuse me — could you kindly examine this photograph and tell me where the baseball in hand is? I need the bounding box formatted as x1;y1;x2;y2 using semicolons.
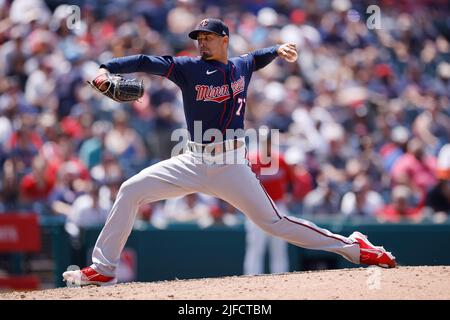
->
285;50;298;63
278;43;298;63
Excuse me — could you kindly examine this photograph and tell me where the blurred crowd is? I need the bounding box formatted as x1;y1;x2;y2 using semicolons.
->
0;0;449;231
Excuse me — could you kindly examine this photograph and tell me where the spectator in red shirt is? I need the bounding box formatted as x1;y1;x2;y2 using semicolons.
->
283;146;313;214
20;155;56;203
249;144;295;202
45;135;90;181
376;185;422;223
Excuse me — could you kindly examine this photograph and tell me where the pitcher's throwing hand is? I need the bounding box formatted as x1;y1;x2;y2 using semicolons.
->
277;43;298;63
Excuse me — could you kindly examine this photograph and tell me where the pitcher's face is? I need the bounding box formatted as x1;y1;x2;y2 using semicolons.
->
197;32;228;61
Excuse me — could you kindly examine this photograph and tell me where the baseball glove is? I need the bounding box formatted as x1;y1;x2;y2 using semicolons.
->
88;73;144;102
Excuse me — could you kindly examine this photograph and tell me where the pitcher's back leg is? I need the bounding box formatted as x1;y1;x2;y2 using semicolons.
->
208;161;360;264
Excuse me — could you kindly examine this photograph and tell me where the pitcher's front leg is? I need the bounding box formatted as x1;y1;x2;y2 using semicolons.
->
92;158;197;276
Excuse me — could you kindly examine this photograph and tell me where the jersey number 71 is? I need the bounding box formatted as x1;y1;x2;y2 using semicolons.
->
236;98;246;116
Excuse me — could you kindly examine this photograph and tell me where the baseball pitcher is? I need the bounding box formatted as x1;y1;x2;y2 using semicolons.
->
63;18;396;286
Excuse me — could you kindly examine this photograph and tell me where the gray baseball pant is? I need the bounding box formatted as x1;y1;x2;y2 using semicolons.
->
91;145;360;276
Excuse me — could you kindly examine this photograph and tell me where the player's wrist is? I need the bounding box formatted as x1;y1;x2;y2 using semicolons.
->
275;44;282;56
98;67;110;75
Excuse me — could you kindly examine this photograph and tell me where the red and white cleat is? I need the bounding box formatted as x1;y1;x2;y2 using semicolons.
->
63;267;117;287
350;231;397;268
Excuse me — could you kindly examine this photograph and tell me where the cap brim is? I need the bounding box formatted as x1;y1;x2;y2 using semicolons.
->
188;29;223;39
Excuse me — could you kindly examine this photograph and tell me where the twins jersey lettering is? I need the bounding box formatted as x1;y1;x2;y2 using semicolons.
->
195;75;245;102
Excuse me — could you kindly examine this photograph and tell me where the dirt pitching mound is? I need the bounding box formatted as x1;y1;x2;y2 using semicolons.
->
1;266;449;300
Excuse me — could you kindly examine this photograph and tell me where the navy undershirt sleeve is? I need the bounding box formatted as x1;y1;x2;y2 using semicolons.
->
101;54;174;76
251;45;281;71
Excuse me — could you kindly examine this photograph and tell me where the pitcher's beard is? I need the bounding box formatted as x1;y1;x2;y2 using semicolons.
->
201;52;213;60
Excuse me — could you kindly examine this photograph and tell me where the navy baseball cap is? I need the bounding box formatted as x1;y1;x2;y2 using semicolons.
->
189;18;229;40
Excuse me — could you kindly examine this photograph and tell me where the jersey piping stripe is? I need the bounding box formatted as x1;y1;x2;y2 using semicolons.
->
215;66;227;128
165;62;175;78
222;64;237;134
259;181;283;219
284;216;354;245
245;155;282;220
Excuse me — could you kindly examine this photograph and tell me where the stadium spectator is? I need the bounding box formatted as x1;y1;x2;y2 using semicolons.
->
340;174;384;217
48;163;84;216
0;0;447;226
284;146;313;214
105;108;147;174
303;174;341;216
391;138;438;198
65;180;110;238
0;159;20;211
4;117;42;173
379;125;410;174
413;94;450;155
425;144;450;221
19;155;55;203
377;185;422;223
79;120;111;170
